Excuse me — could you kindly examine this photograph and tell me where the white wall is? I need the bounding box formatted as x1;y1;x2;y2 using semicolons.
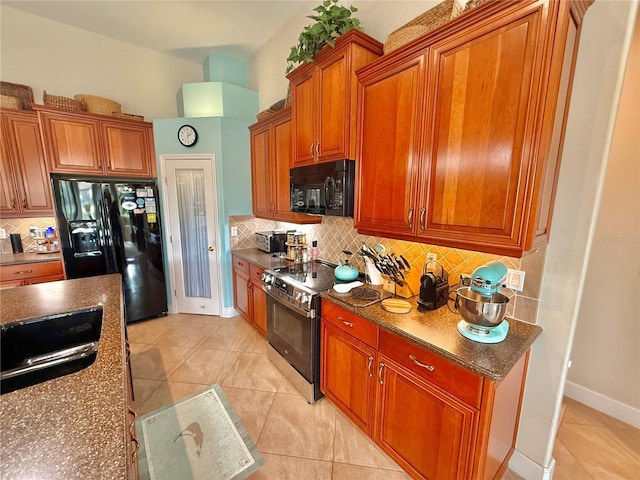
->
566;13;639;419
512;0;638;477
0;6;203;119
248;0;439;109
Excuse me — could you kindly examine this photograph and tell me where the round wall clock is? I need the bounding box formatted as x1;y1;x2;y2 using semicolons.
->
178;124;198;147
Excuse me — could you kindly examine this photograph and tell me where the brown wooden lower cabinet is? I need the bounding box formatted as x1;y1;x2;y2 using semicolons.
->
320;299;528;480
231;255;267;337
0;260;65;288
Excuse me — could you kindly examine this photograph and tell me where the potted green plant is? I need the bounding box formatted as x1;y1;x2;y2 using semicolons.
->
286;0;363;74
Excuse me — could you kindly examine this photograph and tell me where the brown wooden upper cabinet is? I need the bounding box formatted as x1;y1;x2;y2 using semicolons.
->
287;29;383;166
249;108;321;224
35;106;156;178
355;0;592;257
0;110;54;218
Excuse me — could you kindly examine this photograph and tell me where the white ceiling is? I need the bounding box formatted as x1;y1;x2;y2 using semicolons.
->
3;1;312;64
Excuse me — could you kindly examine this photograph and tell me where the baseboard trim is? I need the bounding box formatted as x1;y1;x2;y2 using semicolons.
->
221;306;239;318
509;451;555;480
564;380;640;428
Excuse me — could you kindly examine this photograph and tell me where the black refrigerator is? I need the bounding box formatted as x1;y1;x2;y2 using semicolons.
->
51;174;168;323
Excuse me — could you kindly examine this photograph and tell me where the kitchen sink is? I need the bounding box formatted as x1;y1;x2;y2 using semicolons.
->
1;306;103;394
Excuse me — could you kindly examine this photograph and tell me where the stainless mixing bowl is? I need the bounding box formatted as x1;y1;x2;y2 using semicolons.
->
455;287;509;328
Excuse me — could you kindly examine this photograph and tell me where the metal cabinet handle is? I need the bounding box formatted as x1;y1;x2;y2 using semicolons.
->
408;208;414;229
310;143;315;158
409;354;435;371
338;316;353;327
420;207;426;230
22;198;27;209
14;270;33;275
368;356;373;377
10;199;17;211
378;362;385;384
130;436;140;459
315;142;320;159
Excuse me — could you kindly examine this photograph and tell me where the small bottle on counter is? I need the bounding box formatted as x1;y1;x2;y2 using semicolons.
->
311;240;319;261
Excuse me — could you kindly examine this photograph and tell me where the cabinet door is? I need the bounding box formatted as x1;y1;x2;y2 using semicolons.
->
376;356;477;480
321;321;376;435
355;55;426;237
420;10;543;252
102;122;154;177
316;51;348;162
291;71;316;165
232;267;251;321
272;113;293;216
3;113;54;216
250;124;273;217
0;123;18;216
40;112;103;174
251;279;267;337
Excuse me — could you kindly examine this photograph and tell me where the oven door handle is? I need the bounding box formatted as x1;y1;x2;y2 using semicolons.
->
263;285;313;318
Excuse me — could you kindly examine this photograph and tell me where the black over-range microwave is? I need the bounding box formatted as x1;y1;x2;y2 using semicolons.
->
290;159;355;217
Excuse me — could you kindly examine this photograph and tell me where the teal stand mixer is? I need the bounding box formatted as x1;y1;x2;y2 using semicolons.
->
454;261;510;343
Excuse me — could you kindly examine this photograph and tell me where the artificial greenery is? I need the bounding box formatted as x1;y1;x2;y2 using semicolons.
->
286;0;363;74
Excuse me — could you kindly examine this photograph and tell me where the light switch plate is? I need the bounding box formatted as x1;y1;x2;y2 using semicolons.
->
426;252;437;262
0;228;6;239
230;226;238;237
505;269;526;291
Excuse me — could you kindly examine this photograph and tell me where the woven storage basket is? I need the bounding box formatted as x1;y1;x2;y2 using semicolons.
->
384;0;465;54
1;95;20;109
43;90;86;111
256;108;277;122
0;81;34;110
112;112;144;121
74;94;122;115
256;98;287;121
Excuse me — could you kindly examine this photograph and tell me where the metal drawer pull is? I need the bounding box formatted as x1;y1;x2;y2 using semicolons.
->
378;362;385;384
420;207;426;230
338;316;353;327
409;354;435;371
367;356;373;377
408;208;414;229
14;270;33;275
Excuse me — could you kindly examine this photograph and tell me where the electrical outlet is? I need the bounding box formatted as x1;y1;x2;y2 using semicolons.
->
0;228;6;239
505;269;526;291
426;252;437;262
230;226;238;237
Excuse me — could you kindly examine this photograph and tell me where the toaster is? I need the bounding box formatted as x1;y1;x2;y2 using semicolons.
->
255;231;287;253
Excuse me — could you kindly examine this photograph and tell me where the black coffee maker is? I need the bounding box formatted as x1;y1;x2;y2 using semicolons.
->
418;260;449;310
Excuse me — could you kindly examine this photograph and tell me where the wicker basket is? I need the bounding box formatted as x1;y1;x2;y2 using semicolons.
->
0;81;34;110
74;94;122;115
111;112;144;121
1;95;20;110
256;97;287;121
384;0;466;54
43;90;86;111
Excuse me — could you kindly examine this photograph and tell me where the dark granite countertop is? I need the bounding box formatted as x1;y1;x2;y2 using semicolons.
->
321;290;542;382
231;247;293;270
0;252;62;266
0;274;129;480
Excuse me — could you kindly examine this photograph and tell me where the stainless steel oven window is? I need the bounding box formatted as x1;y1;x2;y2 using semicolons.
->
265;294;314;382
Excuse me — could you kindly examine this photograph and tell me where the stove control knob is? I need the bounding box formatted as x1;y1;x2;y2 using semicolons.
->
295;292;302;301
262;273;273;285
300;293;310;304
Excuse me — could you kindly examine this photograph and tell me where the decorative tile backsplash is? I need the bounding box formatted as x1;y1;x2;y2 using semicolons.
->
0;217;58;254
229;215;547;324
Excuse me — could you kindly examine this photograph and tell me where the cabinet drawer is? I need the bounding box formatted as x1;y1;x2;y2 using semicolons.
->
379;328;483;408
232;256;250;274
249;264;264;283
321;300;379;348
0;261;64;281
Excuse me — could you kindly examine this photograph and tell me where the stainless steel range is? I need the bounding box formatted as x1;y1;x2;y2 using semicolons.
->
262;260;337;403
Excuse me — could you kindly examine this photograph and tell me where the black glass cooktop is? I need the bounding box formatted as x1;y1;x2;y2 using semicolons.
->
270;261;338;294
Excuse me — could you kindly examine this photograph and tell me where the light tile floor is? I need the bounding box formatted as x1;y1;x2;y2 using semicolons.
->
128;313;639;479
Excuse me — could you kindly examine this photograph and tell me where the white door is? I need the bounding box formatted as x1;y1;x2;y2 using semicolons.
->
163;155;221;315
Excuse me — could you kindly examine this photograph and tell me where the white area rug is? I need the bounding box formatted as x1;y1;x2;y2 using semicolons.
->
136;384;264;480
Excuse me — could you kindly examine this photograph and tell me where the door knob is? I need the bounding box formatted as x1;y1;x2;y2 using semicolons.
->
208;246;215;252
